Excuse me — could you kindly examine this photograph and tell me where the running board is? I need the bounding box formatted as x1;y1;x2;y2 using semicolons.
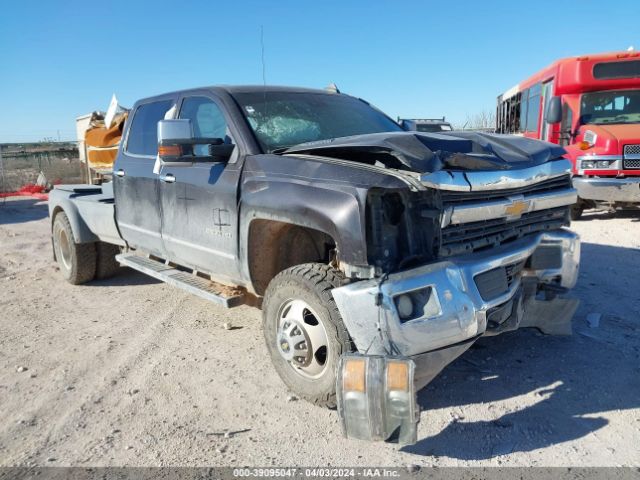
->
116;253;245;308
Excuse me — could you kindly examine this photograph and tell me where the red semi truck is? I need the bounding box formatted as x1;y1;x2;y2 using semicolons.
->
496;51;640;219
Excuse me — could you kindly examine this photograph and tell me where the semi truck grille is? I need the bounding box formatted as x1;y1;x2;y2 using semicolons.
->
623;145;640;169
624;144;640;156
624;159;640;170
624;159;640;169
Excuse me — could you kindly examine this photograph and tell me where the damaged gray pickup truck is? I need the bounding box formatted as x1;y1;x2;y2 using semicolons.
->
49;86;580;444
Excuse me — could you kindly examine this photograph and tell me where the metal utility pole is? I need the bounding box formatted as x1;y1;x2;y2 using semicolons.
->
0;143;5;204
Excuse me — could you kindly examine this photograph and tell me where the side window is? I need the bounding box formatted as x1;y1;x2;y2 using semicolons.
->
519;89;529;133
525;84;541;134
179;97;233;155
126;100;173;156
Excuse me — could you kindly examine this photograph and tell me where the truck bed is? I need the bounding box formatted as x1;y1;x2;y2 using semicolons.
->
48;182;123;246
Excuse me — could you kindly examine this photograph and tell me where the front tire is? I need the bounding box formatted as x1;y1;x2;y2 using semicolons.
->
52;212;97;284
262;263;352;408
570;202;584;221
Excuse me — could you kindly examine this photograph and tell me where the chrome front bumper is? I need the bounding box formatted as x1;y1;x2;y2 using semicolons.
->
332;229;580;361
574;177;640;203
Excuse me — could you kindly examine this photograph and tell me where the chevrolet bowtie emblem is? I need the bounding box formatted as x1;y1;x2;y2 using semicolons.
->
504;199;530;217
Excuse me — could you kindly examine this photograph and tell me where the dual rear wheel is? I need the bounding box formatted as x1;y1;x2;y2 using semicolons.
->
52;212;120;284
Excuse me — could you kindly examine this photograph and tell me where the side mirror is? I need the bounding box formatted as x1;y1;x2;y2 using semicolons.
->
545;96;562;124
157;119;234;163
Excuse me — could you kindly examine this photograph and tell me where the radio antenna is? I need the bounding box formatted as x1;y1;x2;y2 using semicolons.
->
260;25;268;118
260;25;267;87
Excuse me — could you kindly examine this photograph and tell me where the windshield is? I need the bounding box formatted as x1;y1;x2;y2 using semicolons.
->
580;90;640;125
232;92;403;152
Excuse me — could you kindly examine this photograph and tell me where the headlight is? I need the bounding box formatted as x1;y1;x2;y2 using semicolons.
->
581;160;595;169
337;355;418;445
582;159;614;170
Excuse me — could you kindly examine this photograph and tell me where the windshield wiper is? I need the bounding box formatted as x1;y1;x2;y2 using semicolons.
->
271;145;296;155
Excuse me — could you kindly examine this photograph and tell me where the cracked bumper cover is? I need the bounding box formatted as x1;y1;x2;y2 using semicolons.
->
332;229;580;389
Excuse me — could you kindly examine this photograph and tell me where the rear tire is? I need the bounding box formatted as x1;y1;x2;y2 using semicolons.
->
52;212;96;285
95;242;121;279
262;263;352;408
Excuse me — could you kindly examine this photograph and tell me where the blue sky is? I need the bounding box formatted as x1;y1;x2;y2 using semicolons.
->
1;0;638;142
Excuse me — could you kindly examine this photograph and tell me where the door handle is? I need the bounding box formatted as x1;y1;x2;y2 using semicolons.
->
160;174;176;183
115;169;125;177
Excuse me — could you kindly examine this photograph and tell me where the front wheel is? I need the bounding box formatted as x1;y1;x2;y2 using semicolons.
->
262;263;352;408
570;201;584;221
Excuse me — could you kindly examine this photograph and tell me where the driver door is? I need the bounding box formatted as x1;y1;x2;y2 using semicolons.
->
158;93;242;282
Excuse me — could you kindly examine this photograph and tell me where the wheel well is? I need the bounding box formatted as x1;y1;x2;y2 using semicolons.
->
51;206;64;227
248;220;336;296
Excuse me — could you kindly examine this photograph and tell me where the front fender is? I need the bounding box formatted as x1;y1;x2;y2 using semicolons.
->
239;179;366;255
239;179;367;280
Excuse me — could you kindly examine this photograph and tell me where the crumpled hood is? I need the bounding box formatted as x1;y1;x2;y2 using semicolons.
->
282;131;567;173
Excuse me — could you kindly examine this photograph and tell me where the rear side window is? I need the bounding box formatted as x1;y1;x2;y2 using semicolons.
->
519;84;542;133
126;100;173;156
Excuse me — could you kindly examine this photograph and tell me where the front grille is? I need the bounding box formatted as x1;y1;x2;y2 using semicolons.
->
624;144;640;156
438;173;572;257
440;174;571;206
474;260;526;301
440;207;569;257
623;159;640;169
624;145;640;169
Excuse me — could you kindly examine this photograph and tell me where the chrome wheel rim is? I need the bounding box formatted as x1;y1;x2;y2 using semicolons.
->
56;227;72;271
276;299;329;379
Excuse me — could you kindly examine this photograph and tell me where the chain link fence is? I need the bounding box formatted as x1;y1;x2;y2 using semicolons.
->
0;144;83;193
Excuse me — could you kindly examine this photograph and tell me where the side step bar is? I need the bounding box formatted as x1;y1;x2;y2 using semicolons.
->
116;253;245;308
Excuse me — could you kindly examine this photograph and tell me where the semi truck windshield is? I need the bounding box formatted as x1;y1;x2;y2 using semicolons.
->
580;90;640;125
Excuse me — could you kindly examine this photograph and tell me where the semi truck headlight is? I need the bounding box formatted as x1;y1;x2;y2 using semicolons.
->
596;160;613;168
581;160;595;169
337;355;418;445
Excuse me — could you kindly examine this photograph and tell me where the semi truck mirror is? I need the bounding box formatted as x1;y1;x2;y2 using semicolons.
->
336;354;419;445
545;97;562;124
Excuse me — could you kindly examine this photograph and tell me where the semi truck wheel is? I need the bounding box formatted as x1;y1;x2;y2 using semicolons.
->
262;263;352;408
52;212;97;285
95;242;121;279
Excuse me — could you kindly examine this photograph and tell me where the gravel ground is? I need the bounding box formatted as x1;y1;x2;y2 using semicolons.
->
0;197;638;467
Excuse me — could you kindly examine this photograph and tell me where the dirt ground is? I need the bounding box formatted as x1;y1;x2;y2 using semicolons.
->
0;197;638;467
